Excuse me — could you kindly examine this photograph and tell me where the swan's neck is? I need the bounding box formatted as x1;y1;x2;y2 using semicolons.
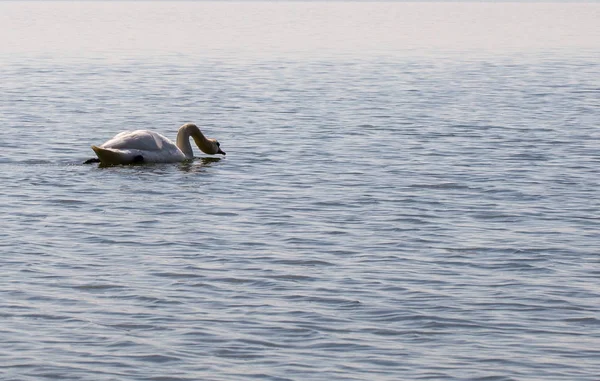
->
176;124;211;158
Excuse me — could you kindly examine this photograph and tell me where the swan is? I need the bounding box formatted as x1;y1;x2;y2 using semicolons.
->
89;123;225;165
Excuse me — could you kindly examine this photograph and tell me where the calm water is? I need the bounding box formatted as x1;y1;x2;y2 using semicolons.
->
1;2;600;380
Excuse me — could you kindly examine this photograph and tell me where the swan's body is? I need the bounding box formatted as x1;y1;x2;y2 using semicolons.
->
90;123;225;165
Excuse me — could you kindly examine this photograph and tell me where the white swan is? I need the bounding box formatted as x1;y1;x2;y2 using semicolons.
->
90;123;225;165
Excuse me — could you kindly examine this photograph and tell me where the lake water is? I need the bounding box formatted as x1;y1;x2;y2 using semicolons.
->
1;1;600;380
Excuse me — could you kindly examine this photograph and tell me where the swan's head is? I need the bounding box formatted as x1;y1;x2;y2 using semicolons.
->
208;138;226;155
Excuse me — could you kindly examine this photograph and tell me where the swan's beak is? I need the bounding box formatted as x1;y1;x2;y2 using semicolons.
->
217;148;226;155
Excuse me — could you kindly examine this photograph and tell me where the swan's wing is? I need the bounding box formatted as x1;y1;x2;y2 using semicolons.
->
101;130;177;152
112;130;134;140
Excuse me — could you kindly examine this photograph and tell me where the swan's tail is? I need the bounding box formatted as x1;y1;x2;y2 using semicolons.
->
91;145;129;165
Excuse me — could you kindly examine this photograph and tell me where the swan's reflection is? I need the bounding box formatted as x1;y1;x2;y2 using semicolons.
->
178;157;222;173
91;157;222;172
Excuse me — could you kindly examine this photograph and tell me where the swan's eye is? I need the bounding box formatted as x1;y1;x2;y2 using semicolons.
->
216;142;220;147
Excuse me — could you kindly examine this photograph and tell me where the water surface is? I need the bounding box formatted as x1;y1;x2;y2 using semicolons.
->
1;2;600;380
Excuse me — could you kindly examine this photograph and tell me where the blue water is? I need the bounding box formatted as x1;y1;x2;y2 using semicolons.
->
1;2;600;380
